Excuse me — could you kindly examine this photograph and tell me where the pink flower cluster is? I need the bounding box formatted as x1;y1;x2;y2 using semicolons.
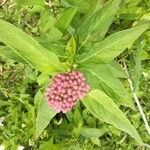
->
45;71;90;113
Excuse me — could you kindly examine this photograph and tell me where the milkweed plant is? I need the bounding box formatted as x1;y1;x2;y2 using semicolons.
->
0;0;150;148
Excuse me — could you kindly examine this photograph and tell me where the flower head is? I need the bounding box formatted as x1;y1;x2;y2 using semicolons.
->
45;71;90;113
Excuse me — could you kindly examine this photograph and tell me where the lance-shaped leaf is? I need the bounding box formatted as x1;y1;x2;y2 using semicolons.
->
77;0;121;46
66;36;76;63
108;60;127;78
82;89;142;144
0;19;64;74
80;64;134;109
36;93;57;139
56;7;77;33
78;23;150;63
87;65;134;109
0;46;26;63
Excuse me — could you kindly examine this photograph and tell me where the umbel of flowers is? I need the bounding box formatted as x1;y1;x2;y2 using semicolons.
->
45;71;90;113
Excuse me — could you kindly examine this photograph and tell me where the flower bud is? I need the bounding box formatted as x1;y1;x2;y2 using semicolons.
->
45;71;90;113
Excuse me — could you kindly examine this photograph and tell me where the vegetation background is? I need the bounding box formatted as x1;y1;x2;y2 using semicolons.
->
0;0;150;149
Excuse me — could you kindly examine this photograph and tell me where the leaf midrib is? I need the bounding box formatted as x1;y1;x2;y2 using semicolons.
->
77;0;120;46
89;69;128;102
86;92;140;140
79;24;148;63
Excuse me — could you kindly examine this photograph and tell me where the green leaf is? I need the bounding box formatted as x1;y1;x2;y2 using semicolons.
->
80;64;134;108
82;89;142;143
39;10;63;42
77;0;121;46
108;60;127;78
38;39;66;58
90;137;101;147
36;96;57;139
47;27;63;42
0;19;64;74
56;7;77;33
0;46;26;63
65;0;91;14
78;23;150;63
119;6;143;20
66;36;76;56
129;42;142;92
39;10;56;33
34;90;43;107
66;36;76;62
80;128;107;138
37;74;49;87
87;65;134;109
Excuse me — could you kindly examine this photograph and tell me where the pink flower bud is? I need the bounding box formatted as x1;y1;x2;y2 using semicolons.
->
67;89;72;95
63;94;68;98
45;71;90;113
73;85;78;90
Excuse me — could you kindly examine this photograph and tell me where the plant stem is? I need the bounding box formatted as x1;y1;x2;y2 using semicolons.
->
123;62;150;136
